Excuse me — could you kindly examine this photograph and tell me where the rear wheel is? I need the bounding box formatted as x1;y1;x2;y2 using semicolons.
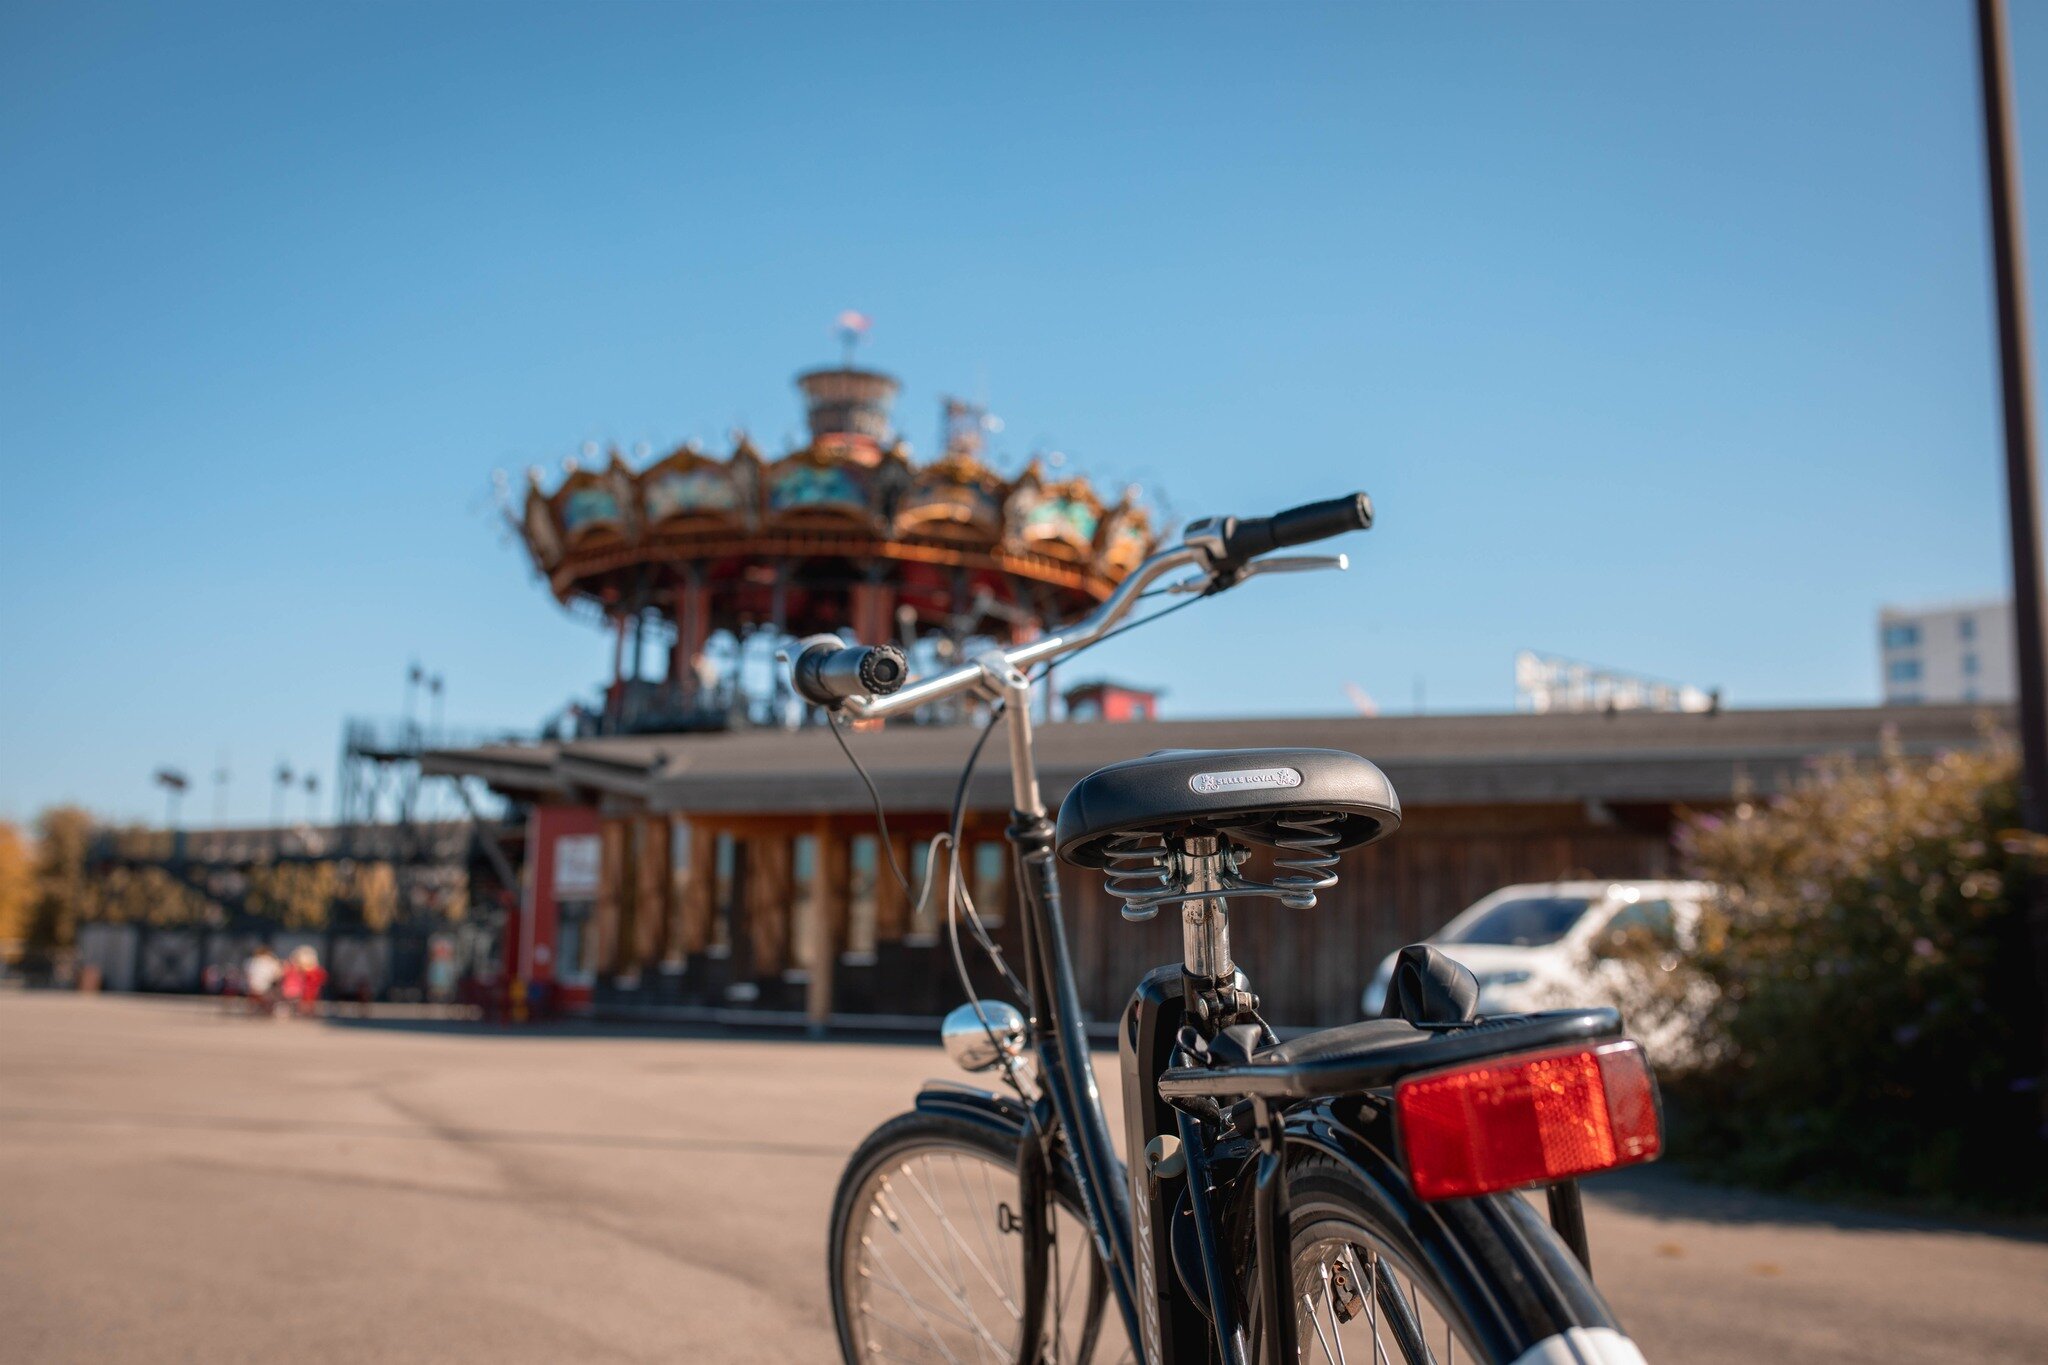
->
829;1111;1135;1365
1244;1150;1642;1365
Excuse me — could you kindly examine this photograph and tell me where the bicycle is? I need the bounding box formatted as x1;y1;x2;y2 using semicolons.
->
795;494;1660;1365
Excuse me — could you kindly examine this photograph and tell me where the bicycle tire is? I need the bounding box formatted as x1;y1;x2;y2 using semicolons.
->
1238;1149;1647;1365
829;1110;1133;1365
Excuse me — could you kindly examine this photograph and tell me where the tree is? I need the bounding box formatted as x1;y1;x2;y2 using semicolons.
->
1676;742;2047;1209
24;806;95;959
0;821;32;961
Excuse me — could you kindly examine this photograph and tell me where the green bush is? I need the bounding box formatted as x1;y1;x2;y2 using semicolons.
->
1674;741;2048;1211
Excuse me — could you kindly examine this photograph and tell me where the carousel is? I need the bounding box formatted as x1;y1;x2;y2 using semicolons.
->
452;349;1164;1020
517;359;1159;733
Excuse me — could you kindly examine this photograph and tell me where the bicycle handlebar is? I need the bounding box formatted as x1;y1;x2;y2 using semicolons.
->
789;636;909;708
1223;492;1374;563
807;491;1371;719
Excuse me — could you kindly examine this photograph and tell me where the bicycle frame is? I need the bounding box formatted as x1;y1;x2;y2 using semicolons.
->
843;541;1348;1365
907;656;1153;1357
831;514;1630;1365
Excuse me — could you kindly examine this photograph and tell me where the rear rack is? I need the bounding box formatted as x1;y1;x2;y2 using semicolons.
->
1156;1007;1623;1102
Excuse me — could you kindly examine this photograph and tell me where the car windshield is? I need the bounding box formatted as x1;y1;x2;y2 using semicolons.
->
1439;896;1594;947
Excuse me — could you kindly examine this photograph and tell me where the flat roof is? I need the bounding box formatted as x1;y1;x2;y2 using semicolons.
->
421;702;2007;815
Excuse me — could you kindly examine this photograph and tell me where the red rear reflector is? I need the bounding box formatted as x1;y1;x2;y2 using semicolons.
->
1395;1040;1661;1201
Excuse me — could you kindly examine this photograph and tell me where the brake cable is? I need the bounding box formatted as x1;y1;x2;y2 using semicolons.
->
821;576;1216;1088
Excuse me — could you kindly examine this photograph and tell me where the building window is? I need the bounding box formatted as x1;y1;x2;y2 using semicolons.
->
1882;623;1920;650
1887;658;1922;684
1963;651;1979;676
1960;616;1977;642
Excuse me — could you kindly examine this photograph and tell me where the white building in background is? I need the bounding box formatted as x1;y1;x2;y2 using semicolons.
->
1514;651;1717;714
1878;600;2015;705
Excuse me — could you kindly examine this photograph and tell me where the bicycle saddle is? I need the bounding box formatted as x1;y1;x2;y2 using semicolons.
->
1054;747;1402;868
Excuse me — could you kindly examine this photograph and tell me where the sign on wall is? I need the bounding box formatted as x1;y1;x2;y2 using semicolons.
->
553;833;601;898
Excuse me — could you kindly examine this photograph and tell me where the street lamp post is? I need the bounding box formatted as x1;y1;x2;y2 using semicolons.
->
1975;0;2048;1111
154;767;189;830
272;762;293;856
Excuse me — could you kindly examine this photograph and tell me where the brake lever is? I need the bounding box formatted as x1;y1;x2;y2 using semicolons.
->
1165;552;1348;595
1242;553;1349;577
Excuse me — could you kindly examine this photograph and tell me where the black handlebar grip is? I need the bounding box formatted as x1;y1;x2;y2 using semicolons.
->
1220;491;1373;564
791;636;909;707
1268;492;1373;548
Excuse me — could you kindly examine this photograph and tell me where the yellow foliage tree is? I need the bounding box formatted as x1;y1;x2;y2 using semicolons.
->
25;806;95;955
0;821;33;960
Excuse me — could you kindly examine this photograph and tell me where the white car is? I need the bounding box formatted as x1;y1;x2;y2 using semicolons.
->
1361;879;1713;1021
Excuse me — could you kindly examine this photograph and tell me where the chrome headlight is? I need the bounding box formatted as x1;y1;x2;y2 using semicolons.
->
940;1000;1028;1073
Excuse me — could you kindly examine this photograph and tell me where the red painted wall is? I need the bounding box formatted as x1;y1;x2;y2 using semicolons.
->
516;804;601;986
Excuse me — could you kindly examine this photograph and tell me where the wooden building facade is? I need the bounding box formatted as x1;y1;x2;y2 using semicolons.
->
426;703;1999;1029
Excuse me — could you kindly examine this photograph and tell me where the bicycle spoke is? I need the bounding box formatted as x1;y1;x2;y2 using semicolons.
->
901;1162;1021;1318
867;1185;1009;1363
1304;1290;1341;1365
1319;1261;1350;1365
863;1249;991;1342
863;1241;971;1363
841;1140;1128;1365
879;1179;969;1311
878;1181;984;1339
862;1341;940;1365
1366;1251;1390;1365
953;1154;1016;1311
1288;1236;1469;1365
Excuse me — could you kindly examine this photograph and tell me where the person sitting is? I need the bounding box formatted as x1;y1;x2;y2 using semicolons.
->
244;946;282;1017
290;945;326;1017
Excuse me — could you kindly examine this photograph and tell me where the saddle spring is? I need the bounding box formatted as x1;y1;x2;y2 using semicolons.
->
1097;811;1348;919
1268;810;1345;909
1102;831;1175;922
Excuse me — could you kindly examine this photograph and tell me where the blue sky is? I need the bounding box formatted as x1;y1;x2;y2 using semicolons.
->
0;0;2040;823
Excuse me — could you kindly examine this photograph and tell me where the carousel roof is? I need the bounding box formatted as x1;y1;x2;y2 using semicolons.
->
516;366;1159;615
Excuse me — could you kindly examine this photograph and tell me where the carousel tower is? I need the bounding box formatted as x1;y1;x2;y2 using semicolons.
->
516;354;1158;733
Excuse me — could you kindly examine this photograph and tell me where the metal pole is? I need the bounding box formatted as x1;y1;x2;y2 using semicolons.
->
1976;0;2048;1107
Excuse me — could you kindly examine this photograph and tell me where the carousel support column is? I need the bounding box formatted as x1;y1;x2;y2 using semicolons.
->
1009;609;1043;710
667;598;685;703
852;575;895;648
608;614;628;728
806;818;851;1033
950;566;971;659
770;565;792;710
673;569;710;705
1029;585;1058;720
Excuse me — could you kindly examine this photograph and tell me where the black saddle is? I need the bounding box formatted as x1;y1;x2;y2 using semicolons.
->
1054;747;1402;868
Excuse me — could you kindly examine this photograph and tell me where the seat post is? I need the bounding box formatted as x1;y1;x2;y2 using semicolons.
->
1179;836;1233;983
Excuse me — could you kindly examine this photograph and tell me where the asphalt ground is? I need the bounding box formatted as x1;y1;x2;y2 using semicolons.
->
0;992;2042;1364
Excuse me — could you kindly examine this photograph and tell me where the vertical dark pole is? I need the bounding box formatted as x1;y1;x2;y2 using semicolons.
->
1977;0;2048;1108
1547;1181;1592;1272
